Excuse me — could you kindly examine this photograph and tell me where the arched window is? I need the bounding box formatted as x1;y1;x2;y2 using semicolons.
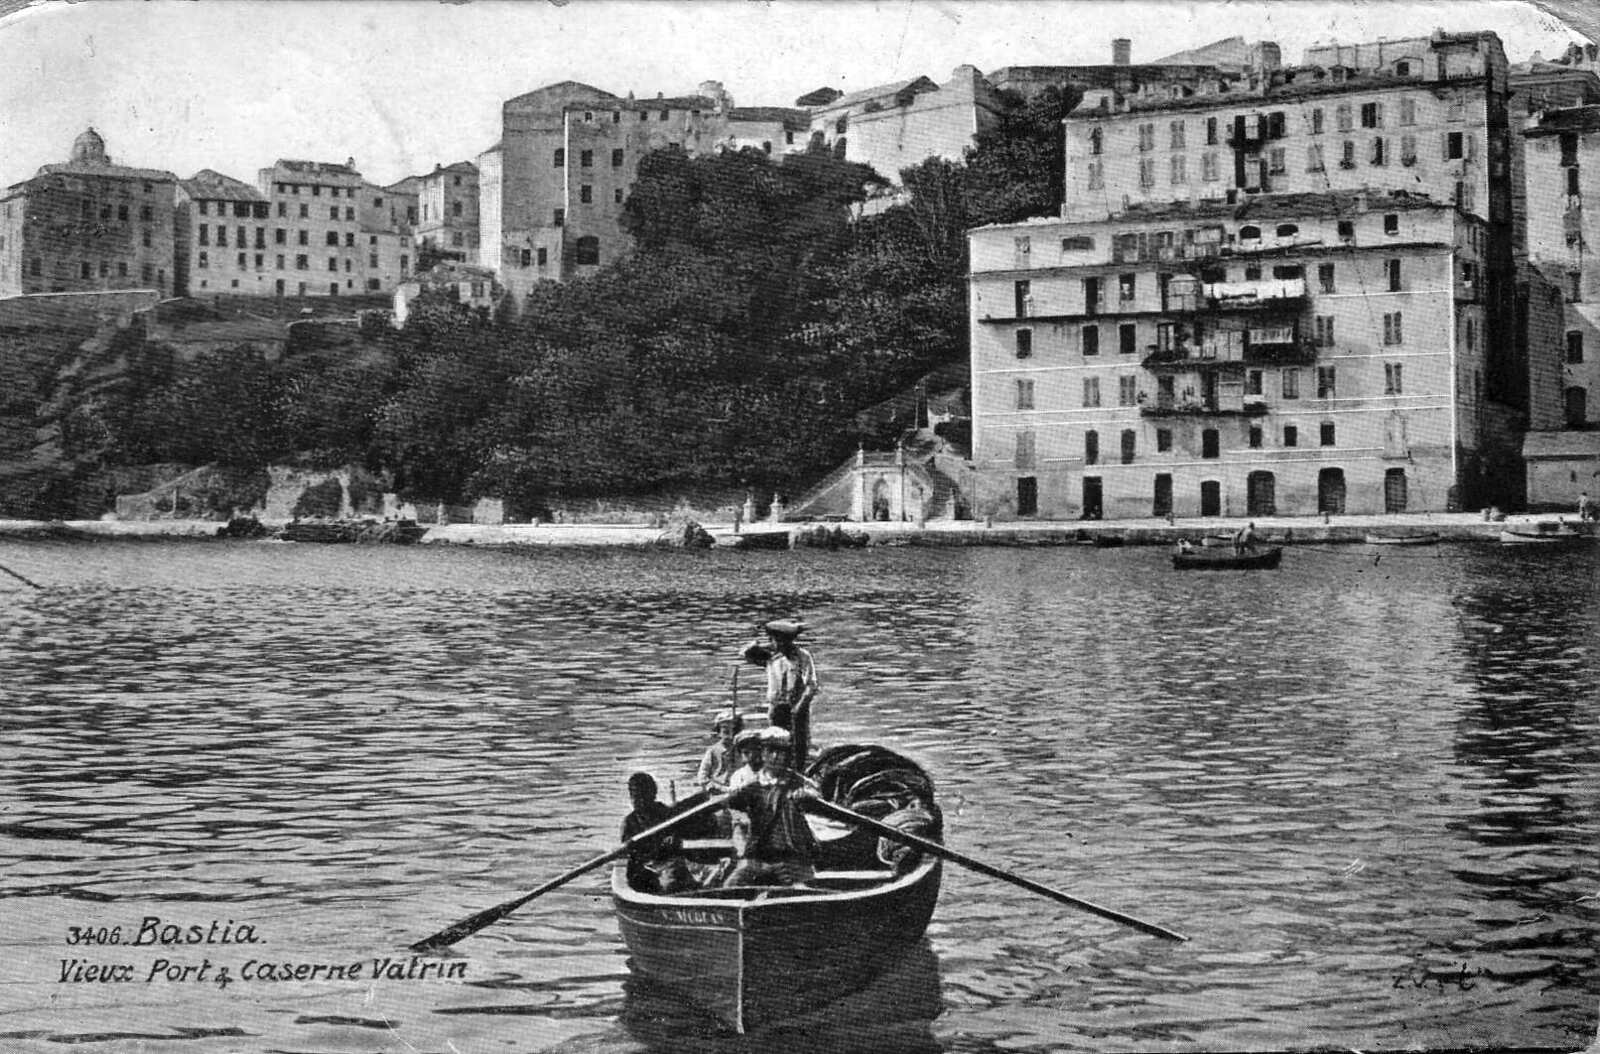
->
574;236;600;266
1275;223;1298;238
1239;225;1261;241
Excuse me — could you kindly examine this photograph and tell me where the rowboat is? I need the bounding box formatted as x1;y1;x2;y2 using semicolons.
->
1365;531;1441;546
1172;544;1283;570
612;744;942;1034
1499;527;1580;545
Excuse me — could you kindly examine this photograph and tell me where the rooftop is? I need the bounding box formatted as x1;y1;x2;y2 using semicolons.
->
1523;104;1600;136
181;169;265;201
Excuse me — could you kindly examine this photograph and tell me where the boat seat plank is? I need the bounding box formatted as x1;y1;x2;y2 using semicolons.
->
809;870;897;882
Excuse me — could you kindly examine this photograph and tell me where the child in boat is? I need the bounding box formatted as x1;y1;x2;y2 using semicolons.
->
721;728;819;887
621;772;679;893
695;709;742;794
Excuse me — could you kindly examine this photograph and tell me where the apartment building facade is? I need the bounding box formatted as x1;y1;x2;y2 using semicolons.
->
174;169;271;297
969;192;1493;519
0;129;176;298
415;161;479;264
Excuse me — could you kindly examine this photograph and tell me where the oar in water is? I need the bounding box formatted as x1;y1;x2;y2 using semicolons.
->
808;798;1188;943
0;562;42;590
409;794;728;953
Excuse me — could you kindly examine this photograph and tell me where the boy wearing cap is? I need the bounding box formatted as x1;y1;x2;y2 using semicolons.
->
722;727;818;887
754;619;820;765
695;709;743;794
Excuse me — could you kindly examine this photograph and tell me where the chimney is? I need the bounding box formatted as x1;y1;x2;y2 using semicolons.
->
1113;38;1132;66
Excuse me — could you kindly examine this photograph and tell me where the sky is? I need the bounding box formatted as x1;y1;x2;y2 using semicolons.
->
0;0;1593;191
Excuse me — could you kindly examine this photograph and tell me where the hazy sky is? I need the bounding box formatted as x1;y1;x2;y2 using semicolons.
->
0;0;1591;190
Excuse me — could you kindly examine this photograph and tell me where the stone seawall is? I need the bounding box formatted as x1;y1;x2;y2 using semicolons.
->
0;513;1586;547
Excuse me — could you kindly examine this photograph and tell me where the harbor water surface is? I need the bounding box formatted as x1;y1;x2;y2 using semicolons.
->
1;539;1597;1053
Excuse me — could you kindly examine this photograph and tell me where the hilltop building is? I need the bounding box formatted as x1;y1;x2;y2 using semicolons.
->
415;161;480;264
174;169;271;297
254;158;412;298
0;129;177;298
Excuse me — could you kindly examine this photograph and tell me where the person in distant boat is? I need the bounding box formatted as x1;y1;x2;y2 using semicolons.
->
621;772;676;893
1233;521;1258;554
728;728;764;792
721;728;819;887
1580;492;1595;523
695;709;743;794
742;619;820;764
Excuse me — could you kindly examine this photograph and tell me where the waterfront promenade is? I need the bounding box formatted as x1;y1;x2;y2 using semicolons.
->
0;510;1586;547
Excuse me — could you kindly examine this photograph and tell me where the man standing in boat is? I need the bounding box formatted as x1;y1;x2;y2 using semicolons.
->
1233;521;1258;554
743;619;820;765
722;727;818;886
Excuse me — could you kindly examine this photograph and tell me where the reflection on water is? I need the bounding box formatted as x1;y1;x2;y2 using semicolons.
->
0;538;1596;1053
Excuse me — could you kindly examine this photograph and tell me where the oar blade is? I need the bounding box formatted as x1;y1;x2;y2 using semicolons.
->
410;902;520;953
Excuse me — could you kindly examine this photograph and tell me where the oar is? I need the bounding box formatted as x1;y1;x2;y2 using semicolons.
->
409;794;727;953
0;561;42;590
808;798;1188;943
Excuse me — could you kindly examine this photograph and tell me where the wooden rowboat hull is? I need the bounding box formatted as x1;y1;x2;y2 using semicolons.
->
1172;545;1283;570
613;857;941;1033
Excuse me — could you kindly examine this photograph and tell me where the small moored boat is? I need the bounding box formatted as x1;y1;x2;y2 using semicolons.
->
1364;531;1441;546
613;744;942;1034
1499;526;1581;545
1172;544;1283;570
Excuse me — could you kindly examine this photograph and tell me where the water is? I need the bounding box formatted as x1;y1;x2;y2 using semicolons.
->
0;538;1597;1053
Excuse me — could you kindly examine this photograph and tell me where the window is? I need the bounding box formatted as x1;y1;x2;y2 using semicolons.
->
1317;365;1337;398
1015;431;1035;470
1121;429;1136;464
1015;329;1033;358
1087;162;1104;189
612;148;625;168
198;251;209;269
297;230;308;246
537;247;548;266
1383;312;1404;344
1341;140;1356;168
1336;104;1352;132
1119;375;1139;405
295;254;308;270
1205;117;1218;145
1083;377;1101;407
1318;263;1335;293
553;208;565;227
345;232;355;248
1202;153;1219;181
578;149;593;169
198;226;209;246
1384;362;1404;395
346;207;354;221
1400;134;1417;166
326;231;339;246
1283;424;1298;447
1201;429;1219;458
97;260;108;278
1157;428;1172;452
275;254;285;269
1268;147;1285;174
1061;235;1094;252
142;230;151;248
1248;426;1263;449
1245;265;1262;281
1568;331;1585;363
1246;369;1263;396
1138;123;1155;151
299;203;309;219
1320;422;1336;446
1466;316;1476;350
660;109;670;121
574;235;600;266
1360;102;1382;128
553;148;565;167
1568;271;1582;302
369;252;379;269
1082;324;1100;356
1337;220;1354;242
1446;132;1464;160
1383;213;1399;235
1400;97;1416;126
1119;323;1138;354
1283;369;1300;399
1239;224;1260;242
199;201;210;216
216;225;228;247
328;257;338;271
1139;158;1156;187
1089;127;1104;155
1016;379;1035;410
1306;144;1324;172
1170;156;1187;183
1084;430;1099;465
580;185;593;204
613;187;624;204
1314;316;1335;346
1311;109;1324;135
1386;259;1402;291
1119;273;1136;301
1568;167;1581;198
1370;138;1386;165
1014;236;1031;256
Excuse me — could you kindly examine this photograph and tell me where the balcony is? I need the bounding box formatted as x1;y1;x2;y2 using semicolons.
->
1203;276;1306;307
1139;395;1271;417
1142;337;1316;371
